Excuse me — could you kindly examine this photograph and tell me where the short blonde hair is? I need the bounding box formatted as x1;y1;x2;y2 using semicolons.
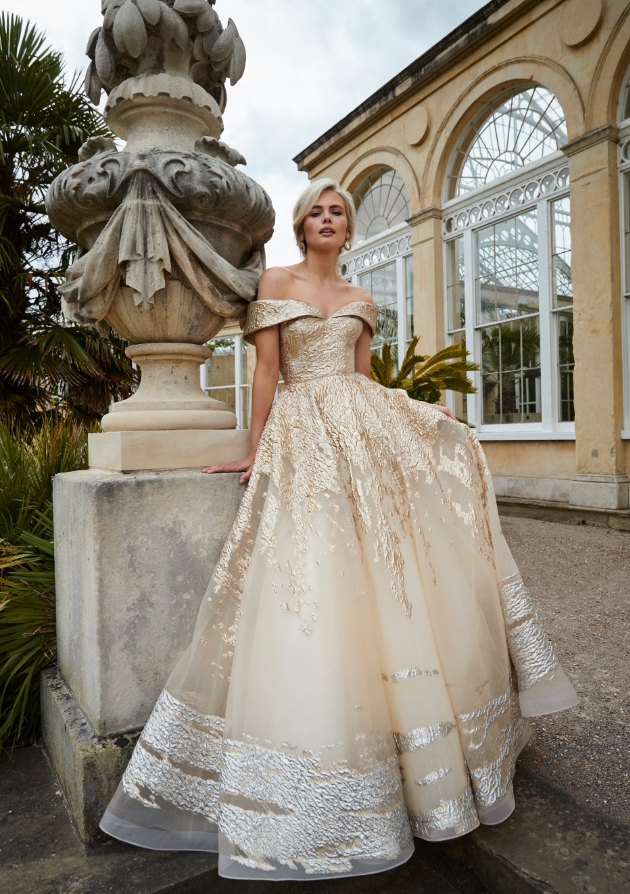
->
293;179;356;255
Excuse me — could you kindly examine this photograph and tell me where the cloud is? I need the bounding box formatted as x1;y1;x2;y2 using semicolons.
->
3;0;486;264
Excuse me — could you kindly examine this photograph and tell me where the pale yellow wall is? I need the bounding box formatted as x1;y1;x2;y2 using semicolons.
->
483;441;576;479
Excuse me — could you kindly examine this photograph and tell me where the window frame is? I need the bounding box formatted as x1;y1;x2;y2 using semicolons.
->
442;156;574;440
203;333;251;430
340;221;414;363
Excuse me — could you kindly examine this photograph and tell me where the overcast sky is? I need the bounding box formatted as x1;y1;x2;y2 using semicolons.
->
3;0;487;265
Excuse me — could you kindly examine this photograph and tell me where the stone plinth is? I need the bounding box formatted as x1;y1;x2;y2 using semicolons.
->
51;468;243;737
43;467;244;841
41;666;141;844
88;429;250;472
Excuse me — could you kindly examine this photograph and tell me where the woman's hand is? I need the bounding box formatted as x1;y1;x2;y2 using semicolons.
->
202;456;255;484
431;404;457;421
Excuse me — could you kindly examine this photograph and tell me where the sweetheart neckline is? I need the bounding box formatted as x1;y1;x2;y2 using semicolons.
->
254;298;375;322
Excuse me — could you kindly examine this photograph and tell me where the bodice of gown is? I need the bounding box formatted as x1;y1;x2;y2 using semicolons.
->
243;299;378;385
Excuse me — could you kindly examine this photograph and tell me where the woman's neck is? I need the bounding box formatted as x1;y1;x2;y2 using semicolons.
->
301;249;339;283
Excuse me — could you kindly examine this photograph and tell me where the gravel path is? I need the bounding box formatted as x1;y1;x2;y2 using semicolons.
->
501;516;630;827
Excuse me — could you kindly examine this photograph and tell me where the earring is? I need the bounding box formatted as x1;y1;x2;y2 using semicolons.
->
299;240;306;255
344;240;352;252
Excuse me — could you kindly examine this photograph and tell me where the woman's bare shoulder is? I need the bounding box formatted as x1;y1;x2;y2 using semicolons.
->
343;282;374;305
257;266;298;301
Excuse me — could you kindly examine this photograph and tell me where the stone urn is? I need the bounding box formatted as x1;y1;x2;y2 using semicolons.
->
46;0;275;433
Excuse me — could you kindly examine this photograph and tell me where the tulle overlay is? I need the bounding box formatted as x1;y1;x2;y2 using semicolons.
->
101;300;578;879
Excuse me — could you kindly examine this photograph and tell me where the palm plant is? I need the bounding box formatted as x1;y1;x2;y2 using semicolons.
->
371;337;478;408
0;13;137;425
0;417;87;751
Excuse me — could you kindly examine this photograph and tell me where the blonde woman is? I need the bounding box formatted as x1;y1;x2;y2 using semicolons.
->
101;180;578;881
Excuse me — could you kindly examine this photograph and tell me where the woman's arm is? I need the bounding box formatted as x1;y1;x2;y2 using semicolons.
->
202;324;280;483
354;322;373;377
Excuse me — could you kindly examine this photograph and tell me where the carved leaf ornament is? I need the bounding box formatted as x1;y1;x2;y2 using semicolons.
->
85;0;246;108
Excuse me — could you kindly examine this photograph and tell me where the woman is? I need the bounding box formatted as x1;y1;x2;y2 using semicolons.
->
101;179;578;880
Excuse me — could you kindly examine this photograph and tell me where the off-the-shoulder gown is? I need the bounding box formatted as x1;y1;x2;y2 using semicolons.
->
101;299;578;881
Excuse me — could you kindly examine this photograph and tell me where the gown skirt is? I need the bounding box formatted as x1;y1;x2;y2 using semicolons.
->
101;299;578;880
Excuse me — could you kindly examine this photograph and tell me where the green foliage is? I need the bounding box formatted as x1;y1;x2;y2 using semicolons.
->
370;337;479;406
0;417;87;751
0;13;138;424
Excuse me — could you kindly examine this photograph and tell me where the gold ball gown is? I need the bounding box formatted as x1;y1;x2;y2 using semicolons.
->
101;299;578;880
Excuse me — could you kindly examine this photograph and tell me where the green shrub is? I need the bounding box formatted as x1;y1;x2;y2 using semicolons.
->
371;337;478;407
0;417;87;751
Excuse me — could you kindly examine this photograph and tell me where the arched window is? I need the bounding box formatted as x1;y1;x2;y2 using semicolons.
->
353;167;410;243
450;86;567;198
443;85;573;434
340;167;412;367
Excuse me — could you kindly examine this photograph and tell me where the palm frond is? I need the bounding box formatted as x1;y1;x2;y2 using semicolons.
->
370;340;479;415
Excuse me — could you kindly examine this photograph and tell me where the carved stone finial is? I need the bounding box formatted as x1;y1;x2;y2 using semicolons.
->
46;1;273;436
85;0;245;113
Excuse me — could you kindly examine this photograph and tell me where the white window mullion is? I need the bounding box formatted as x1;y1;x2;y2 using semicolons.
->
200;354;208;393
234;334;243;428
537;198;553;431
396;256;406;363
463;227;477;428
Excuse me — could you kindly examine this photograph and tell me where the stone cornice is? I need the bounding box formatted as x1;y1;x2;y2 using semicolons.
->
407;207;442;227
562;124;620;158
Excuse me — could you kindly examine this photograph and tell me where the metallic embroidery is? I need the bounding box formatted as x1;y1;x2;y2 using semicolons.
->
416;767;452;786
391;667;440;684
219;737;412;875
122;691;224;820
499;573;559;690
409;785;478;839
457;677;526;808
394;722;454;754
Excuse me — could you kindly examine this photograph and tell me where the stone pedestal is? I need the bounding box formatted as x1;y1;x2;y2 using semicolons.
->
88;429;250;472
102;343;237;433
42;468;244;840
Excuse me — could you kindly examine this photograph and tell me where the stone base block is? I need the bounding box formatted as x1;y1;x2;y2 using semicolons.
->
41;666;139;844
493;475;572;504
53;468;243;737
88;429;250;471
570;473;629;510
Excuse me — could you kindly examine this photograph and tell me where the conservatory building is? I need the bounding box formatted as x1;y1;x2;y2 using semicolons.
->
286;0;630;517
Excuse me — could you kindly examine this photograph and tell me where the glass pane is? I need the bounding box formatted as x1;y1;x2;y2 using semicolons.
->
449;332;468;423
207;386;236;415
353;168;411;243
551;196;572;308
207;337;236;389
481;317;541;424
446;237;465;331
405;255;414;341
516;209;539;315
361;263;398;360
494;217;518;320
557;311;575;422
455;86;567;195
476;212;538;326
476;224;497;324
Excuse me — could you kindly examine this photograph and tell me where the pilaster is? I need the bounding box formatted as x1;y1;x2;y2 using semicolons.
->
562;126;629;508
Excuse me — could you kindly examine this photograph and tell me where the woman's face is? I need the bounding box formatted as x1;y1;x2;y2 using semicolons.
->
301;190;349;254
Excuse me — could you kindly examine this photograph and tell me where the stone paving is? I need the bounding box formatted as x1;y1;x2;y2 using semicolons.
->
502;516;630;828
